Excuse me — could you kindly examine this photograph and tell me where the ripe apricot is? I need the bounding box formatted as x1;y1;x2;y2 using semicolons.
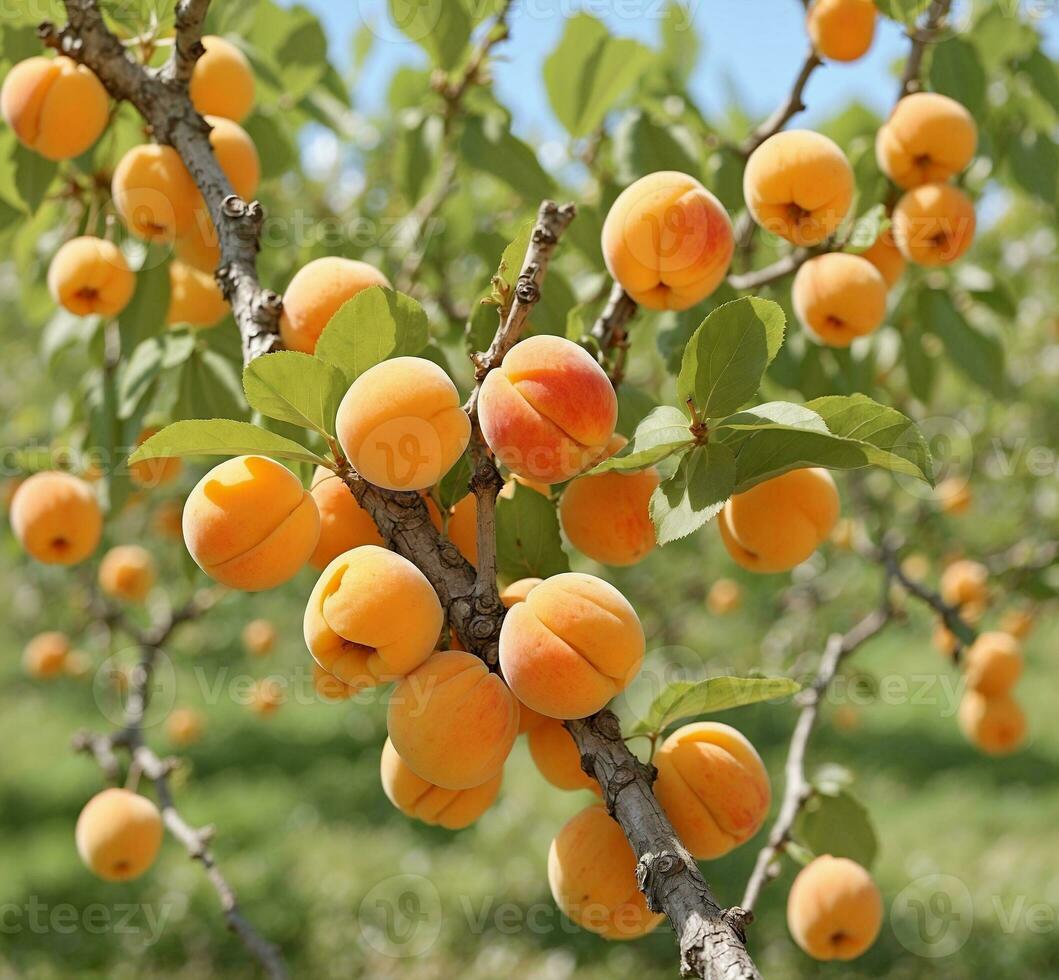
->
877;92;977;189
559;436;658;566
499;572;644;719
336;357;470;492
242;618;277;656
787;855;882;960
719;468;840;573
279;257;391;354
304;545;442;688
182;455;320;591
249;678;284;716
743;130;854;246
47;237;135;318
166;706;204;746
380;737;502;829
1;56;108;160
313;662;357;701
75;788;164;882
176;215;221;272
167;260;229;328
189;36;255;123
23;632;70;679
516;699;548;734
112;144;199;242
892;182;976;266
500;577;542;609
963;631;1022;697
308;466;383;570
205;115;260;201
10;471;103;565
130;428;182;488
792;253;887;347
152;500;184;539
652;722;770;859
445;493;479;565
601;170;734;310
859;230;906;289
933;622;959;658
707;578;742;615
548;803;664;940
939;559;988;609
528;719;600;794
958;691;1026;755
935;476;971;515
1000;608;1035;641
806;0;876;62
387;650;518;789
99;545;157;603
479;336;618;484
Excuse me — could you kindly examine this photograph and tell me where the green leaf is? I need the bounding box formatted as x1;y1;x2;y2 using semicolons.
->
117;250;170;350
315;287;429;384
659;1;700;85
919;289;1005;393
388;0;470;69
628;675;802;737
873;0;931;25
435;453;472;511
128;419;327;467
929;37;987;117
460;115;556;203
543;14;654;138
650;442;735;546
1007;129;1058;204
613;109;697;183
118;336;168;419
242;351;347;437
844;204;890;253
715;401;829;435
1020;48;1059;114
495;483;569;581
12;142;56;214
794;786;879;870
677;297;786;417
176;349;247;421
902;321;936;402
588;405;693;474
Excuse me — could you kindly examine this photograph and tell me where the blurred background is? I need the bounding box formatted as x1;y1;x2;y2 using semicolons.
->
1;0;1058;977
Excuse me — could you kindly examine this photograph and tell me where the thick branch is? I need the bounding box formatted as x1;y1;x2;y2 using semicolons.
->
167;0;210;84
590;282;638;383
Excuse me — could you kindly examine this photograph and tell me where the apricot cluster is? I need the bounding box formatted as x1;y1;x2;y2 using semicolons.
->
958;631;1027;756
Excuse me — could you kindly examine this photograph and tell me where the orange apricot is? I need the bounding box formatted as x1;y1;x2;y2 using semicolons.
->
500;577;542;609
787;855;883;960
112;144;200;242
935;476;972;515
167;260;229;328
242;618;277;656
308;466;383;570
806;0;877;62
166;706;205;746
958;691;1026;755
205;115;260;201
313;662;358;701
892;182;976;266
859;229;906;288
75;788;164;882
189;36;255;123
792;253;888;347
47;237;135;318
963;631;1022;697
249;677;285;716
130;428;182;488
23;631;70;679
98;545;157;603
707;578;743;615
939;559;988;609
528;718;600;794
876;92;977;189
10;471;103;565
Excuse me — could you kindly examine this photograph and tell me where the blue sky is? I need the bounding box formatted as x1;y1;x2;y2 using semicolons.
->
295;0;1059;142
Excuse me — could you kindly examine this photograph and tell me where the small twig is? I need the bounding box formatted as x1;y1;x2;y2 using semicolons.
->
898;0;953;98
728;247;812;292
740;49;822;157
589;281;638;382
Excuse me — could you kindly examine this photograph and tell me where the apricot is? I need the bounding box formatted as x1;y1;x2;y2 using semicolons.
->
1;56;108;161
719;468;840;574
498;572;644;719
308;466;383;570
166;706;204;746
963;631;1022;697
479;336;618;484
787;855;882;960
167;260;229;328
601;170;734;310
189;36;255;123
548;803;664;940
806;0;876;62
75;788;164;882
130;428;182;488
249;678;284;716
304;545;442;688
958;691;1026;755
939;559;988;609
559;436;659;566
23;631;70;679
380;737;502;829
112;144;199;242
933;622;959;658
707;578;742;615
792;253;888;347
892;182;976;266
182;455;320;591
446;493;478;565
859;230;905;288
743;131;854;246
99;545;157;603
935;476;971;515
387;650;518;789
279;257;391;354
830;517;857;550
528;719;600;794
500;577;542;609
242;618;277;656
47;237;135;318
652;722;770;859
176;215;221;272
205;115;260;201
877;92;977;189
336;357;470;492
10;471;103;565
516;700;548;734
313;662;357;701
1000;608;1035;641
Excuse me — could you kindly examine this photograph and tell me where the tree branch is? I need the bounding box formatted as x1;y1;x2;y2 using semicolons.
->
590;281;638;384
898;0;953;99
739;48;822;157
167;0;210;84
727;247;811;292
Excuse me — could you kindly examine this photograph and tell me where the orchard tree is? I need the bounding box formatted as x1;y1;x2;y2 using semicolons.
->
1;0;1056;977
